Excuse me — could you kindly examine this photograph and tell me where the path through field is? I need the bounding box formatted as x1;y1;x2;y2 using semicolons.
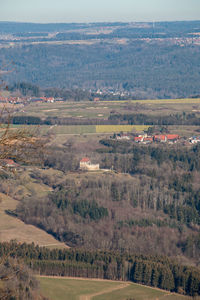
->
79;283;130;300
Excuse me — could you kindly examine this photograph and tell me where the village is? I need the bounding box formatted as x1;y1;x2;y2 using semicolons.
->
0;95;59;104
114;132;200;145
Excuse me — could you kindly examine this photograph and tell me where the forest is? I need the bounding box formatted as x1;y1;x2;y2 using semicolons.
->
1;20;200;298
1;21;200;98
5;139;198;265
1;241;200;296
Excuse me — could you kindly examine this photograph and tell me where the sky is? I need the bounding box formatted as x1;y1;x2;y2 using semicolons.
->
0;0;200;23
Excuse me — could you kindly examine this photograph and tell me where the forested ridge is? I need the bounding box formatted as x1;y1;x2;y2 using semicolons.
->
2;42;199;98
1;241;200;296
1;21;200;98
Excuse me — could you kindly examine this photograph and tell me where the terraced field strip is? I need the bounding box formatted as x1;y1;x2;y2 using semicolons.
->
15;124;150;135
100;98;200;104
96;125;150;133
52;125;96;134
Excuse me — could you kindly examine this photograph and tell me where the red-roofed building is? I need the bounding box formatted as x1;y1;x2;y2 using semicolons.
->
134;136;144;142
80;157;91;163
154;135;167;142
166;134;180;141
143;137;153;143
80;158;99;171
0;159;19;170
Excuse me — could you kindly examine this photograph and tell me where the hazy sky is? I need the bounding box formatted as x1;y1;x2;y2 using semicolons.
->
0;0;200;23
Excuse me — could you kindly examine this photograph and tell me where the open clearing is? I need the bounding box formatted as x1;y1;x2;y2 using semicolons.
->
38;276;195;300
0;188;67;248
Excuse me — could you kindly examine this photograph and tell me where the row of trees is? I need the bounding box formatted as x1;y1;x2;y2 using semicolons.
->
109;112;200;126
0;241;200;296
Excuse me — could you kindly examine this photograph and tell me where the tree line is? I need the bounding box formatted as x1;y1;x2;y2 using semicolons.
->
11;111;200;126
0;241;200;296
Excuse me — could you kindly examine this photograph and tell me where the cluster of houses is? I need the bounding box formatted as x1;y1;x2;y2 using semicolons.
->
0;96;25;104
115;133;200;145
0;96;63;105
134;134;180;144
189;136;200;144
115;133;180;144
29;97;56;103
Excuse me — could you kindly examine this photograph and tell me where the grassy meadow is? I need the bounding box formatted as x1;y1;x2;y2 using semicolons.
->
39;277;195;300
17;97;200;120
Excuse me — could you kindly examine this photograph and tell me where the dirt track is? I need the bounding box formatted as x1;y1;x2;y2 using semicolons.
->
79;283;130;300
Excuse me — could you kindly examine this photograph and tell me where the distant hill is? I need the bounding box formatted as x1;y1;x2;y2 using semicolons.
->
0;21;200;98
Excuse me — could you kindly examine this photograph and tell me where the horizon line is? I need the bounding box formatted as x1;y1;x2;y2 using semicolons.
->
0;19;200;25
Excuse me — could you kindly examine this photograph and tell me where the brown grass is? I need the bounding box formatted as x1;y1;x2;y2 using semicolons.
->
0;192;67;248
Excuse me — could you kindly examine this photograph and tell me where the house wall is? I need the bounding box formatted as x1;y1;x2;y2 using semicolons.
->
80;162;100;171
86;164;100;171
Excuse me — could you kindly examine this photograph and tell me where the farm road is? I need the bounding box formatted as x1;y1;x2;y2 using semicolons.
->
79;283;130;300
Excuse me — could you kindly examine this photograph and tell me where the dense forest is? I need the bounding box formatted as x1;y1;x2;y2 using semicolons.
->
0;21;200;98
1;241;200;296
1;41;199;98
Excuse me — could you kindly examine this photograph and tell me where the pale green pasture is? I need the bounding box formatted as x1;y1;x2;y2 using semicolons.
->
94;283;191;300
38;277;195;300
15;98;200;121
39;277;122;300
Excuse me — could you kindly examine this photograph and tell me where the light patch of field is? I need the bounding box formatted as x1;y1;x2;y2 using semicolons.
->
39;277;123;300
0;192;67;248
94;283;191;300
43;109;58;112
30;40;98;46
101;98;200;105
38;277;193;300
96;125;150;133
168;125;200;138
116;38;128;44
52;125;96;134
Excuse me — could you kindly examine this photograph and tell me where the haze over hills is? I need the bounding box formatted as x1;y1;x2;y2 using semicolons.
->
2;17;200;298
0;21;200;99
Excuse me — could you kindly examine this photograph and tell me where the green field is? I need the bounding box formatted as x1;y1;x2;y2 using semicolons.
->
96;125;149;133
10;124;150;134
39;277;123;300
39;277;194;300
17;98;200;120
